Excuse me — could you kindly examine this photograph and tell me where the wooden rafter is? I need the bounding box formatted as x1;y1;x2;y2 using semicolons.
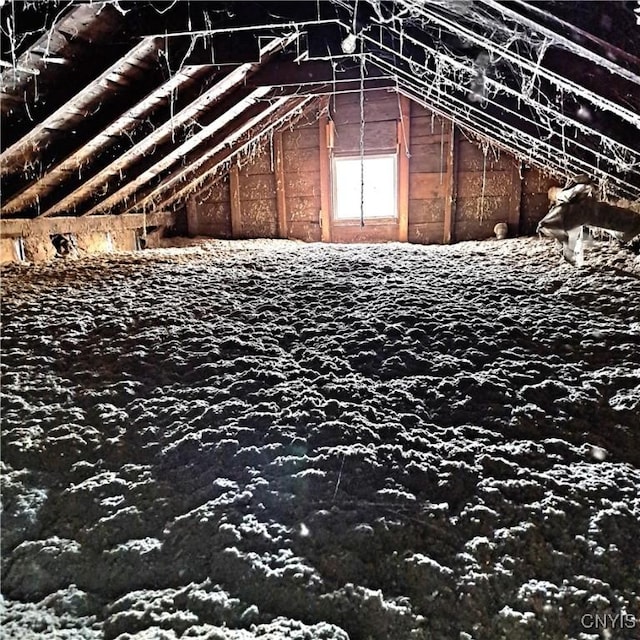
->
81;86;273;217
33;34;297;219
1;3;124;113
129;96;313;213
1;65;214;216
0;37;163;177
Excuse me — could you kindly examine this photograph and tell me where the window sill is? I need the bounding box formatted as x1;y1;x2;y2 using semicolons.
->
332;218;398;226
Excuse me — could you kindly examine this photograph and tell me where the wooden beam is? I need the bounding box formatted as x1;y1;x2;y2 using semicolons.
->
81;86;272;217
248;59;392;87
274;131;288;238
1;4;124;113
127;96;306;213
0;37;162;177
229;164;242;238
1;66;213;217
509;160;523;236
0;212;175;238
36;36;292;219
397;95;411;242
37;72;258;219
443;122;457;244
319;111;332;243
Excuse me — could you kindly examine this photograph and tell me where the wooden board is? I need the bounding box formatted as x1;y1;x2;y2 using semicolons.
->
283;125;319;151
319;113;332;242
443;122;456;244
522;165;560;193
274;131;287;238
0;211;175;238
408;221;444;244
456;170;516;198
242;148;274;175
409;142;450;174
282;147;321;174
408;198;445;224
409;173;447;200
286;195;321;222
455;219;502;241
288;220;322;242
238;198;278;238
332;91;399;125
455;196;512;222
193;177;230;204
189;200;232;237
333;120;397;154
230;165;242;237
410;114;449;143
331;222;399;243
238;173;277;201
457;140;515;172
284;171;321;197
397;95;411;242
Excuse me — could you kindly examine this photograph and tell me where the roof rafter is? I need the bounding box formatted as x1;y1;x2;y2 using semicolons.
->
133;96;317;213
36;34;300;218
82;86;273;216
0;36;163;177
478;0;640;83
1;64;215;216
369;54;639;200
1;3;124;110
402;1;640;128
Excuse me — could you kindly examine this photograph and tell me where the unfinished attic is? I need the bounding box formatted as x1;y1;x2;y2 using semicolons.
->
1;0;639;257
1;2;640;640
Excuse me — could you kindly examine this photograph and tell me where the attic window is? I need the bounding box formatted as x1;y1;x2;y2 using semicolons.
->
333;154;397;220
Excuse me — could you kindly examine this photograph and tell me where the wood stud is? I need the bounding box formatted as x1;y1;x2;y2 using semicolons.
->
319;113;332;242
397;95;411;243
230;164;242;238
274;131;288;238
443;122;457;244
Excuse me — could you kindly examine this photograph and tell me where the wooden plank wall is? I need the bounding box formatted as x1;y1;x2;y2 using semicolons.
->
454;139;521;241
520;166;561;235
237;149;279;238
186;176;233;238
282;122;322;242
187;92;557;244
408;104;450;244
187;120;322;241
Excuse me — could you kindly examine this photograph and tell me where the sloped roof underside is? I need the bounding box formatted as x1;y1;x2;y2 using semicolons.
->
1;0;638;220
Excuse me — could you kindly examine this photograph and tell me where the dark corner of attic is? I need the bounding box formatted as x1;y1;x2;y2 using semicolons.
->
1;2;640;640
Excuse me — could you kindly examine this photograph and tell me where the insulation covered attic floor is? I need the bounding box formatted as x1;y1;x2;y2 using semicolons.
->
1;237;640;640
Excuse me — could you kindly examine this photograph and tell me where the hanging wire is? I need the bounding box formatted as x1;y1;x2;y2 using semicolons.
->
359;50;365;227
477;140;488;221
439;118;445;184
396;75;410;160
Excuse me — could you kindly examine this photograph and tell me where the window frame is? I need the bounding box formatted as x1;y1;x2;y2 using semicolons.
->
331;152;399;224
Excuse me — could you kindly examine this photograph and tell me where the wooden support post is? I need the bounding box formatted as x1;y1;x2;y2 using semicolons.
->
229;164;242;239
509;160;523;236
274;131;288;238
397;95;411;242
443;122;457;244
319;113;332;243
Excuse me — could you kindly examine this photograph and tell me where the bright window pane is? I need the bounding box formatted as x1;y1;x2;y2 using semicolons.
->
333;155;397;220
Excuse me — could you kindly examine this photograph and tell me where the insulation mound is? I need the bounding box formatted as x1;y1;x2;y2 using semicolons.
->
1;237;639;640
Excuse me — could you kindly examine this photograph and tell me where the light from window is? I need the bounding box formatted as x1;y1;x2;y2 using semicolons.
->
333;154;397;220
